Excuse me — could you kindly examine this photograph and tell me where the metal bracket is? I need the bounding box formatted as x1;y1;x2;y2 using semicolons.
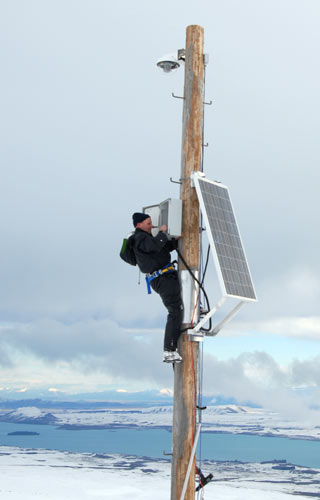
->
163;450;172;456
170;177;182;185
206;301;246;336
191;297;226;333
173;92;212;105
172;92;184;100
170;176;191;185
188;299;247;337
178;48;186;61
187;330;204;342
186;329;205;342
190;171;205;188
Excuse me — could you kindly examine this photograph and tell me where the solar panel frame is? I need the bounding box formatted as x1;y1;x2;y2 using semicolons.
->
193;173;257;302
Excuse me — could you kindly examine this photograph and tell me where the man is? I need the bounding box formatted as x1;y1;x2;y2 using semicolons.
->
132;212;183;363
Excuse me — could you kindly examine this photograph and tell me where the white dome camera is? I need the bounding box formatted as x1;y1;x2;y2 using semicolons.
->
156;49;185;73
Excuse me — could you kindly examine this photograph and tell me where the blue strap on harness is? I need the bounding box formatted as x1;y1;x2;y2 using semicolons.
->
145;263;176;294
145;274;156;294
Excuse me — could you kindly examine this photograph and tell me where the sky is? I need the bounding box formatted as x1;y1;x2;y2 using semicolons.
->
0;0;320;417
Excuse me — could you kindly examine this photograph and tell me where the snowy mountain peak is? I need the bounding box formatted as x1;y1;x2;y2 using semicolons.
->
0;406;59;424
205;405;248;415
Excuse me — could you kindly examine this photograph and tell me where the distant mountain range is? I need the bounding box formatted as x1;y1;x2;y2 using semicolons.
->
0;404;255;428
0;404;319;442
0;392;251;409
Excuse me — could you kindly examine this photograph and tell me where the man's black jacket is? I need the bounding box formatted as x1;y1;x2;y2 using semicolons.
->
133;228;177;274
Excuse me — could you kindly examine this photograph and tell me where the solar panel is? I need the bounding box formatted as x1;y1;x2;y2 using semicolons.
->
194;174;257;301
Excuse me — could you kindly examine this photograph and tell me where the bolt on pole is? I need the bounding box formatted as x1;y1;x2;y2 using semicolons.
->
171;25;205;500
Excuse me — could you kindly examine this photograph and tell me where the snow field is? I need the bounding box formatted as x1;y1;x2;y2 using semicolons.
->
0;447;317;500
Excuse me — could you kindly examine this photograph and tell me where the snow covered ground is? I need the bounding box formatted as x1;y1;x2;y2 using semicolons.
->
0;446;319;499
1;404;319;498
2;405;319;441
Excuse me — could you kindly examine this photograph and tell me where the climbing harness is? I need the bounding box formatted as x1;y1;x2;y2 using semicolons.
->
145;261;177;294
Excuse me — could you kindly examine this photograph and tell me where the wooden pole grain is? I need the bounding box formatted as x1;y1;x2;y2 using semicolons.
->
171;25;205;500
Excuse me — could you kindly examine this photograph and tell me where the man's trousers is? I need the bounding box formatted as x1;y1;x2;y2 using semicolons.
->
150;271;183;351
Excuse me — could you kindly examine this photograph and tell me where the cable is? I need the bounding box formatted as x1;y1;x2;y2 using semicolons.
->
201;245;210;288
200;64;207;174
194;57;215;500
196;225;209;497
197;228;206;473
199;244;210;323
177;247;208;495
177;248;212;332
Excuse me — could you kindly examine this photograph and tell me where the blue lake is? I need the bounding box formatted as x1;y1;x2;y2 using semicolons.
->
0;422;320;468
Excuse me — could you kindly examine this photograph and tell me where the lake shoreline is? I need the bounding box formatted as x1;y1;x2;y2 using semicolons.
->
56;422;320;442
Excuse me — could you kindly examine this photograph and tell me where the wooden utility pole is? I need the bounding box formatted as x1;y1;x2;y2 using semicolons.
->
171;25;205;500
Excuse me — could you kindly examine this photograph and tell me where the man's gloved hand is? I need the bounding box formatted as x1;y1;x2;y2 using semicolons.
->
171;238;179;250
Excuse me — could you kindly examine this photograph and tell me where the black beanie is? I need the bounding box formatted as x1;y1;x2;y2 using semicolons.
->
132;212;150;227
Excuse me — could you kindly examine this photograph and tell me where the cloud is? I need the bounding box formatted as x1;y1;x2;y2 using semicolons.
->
218;268;320;340
2;317;320;421
289;357;320;387
0;342;14;368
226;315;320;341
0;318;173;387
253;268;320;320
1;0;320;407
256;317;320;340
202;351;320;423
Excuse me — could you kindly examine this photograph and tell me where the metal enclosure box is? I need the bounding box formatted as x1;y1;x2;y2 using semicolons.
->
159;198;182;238
142;204;160;236
143;198;182;238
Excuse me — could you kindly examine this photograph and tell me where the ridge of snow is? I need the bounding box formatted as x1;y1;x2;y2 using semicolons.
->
0;406;59;424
